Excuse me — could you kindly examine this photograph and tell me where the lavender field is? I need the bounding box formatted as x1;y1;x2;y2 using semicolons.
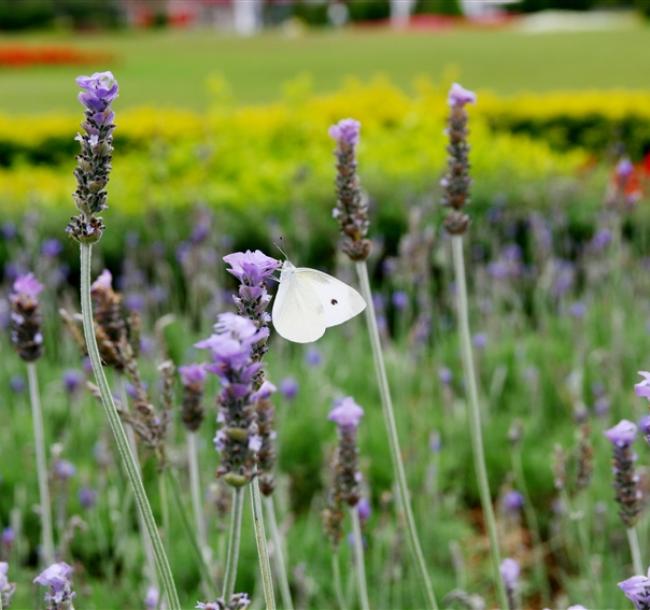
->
2;14;650;610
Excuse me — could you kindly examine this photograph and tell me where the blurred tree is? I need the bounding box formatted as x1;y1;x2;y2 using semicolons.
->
635;0;650;15
414;0;462;15
0;0;122;30
346;0;391;22
0;0;55;30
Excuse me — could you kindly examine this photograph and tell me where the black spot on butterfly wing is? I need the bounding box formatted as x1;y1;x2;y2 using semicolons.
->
331;299;338;305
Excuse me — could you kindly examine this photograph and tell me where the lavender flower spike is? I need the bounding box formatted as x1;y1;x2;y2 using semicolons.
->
0;562;16;608
442;82;476;235
500;558;520;610
179;363;208;432
67;71;118;243
196;593;251;610
329;397;364;429
605;420;642;528
619;569;650;610
224;248;280;494
448;82;477;107
197;313;264;487
330;118;371;261
635;372;650;400
34;562;75;610
10;273;44;362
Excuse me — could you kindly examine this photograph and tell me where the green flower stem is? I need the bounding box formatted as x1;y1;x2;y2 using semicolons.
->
119;380;158;587
627;526;644;575
355;261;439;610
331;551;347;610
79;243;180;610
188;432;209;554
27;362;55;566
165;469;217;598
264;495;294;610
158;472;170;546
251;477;276;610
450;235;508;610
350;506;370;610
510;448;550;605
222;487;244;600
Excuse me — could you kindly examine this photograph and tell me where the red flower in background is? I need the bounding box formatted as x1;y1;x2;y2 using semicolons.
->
0;46;113;68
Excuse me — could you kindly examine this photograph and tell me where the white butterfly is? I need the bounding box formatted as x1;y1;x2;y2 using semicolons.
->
271;261;367;343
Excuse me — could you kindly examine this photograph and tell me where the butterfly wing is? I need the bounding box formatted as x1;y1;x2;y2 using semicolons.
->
272;264;328;343
293;268;366;328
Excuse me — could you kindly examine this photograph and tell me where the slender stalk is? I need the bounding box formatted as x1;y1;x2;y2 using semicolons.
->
510;449;550;605
188;432;209;554
27;362;55;565
627;526;644;575
222;487;244;600
350;506;370;610
450;236;508;610
158;473;170;545
165;469;217;598
355;261;439;610
79;243;180;610
332;551;347;610
264;495;293;610
251;478;276;610
119;380;158;587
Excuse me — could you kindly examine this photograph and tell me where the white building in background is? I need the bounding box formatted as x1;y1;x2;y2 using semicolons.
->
460;0;520;17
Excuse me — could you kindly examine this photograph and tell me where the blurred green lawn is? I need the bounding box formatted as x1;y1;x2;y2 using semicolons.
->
0;25;649;113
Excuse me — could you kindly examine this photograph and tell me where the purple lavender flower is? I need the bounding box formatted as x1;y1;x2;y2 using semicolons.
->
10;273;44;362
473;332;487;350
34;562;75;610
448;83;477;107
67;71;118;243
145;585;159;610
328;397;364;507
640;416;650;445
179;363;207;432
590;228;612;252
9;376;25;394
619;571;650;610
180;364;207;387
62;370;84;396
1;222;16;240
305;347;322;367
279;377;298;401
329;118;371;261
605;420;642;528
53;460;76;482
223;250;280;286
617;158;635;179
569;302;587;319
500;558;519;610
502;491;524;514
357;497;371;522
41;239;63;258
12;273;43;300
635;372;650;400
438;367;453;385
605;420;637;447
0;562;16;608
329;397;364;429
328;118;360;148
1;527;14;548
197;314;265;487
391;291;408;310
78;487;97;509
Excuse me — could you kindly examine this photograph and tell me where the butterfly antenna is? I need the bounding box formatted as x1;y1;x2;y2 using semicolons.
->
272;238;289;260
